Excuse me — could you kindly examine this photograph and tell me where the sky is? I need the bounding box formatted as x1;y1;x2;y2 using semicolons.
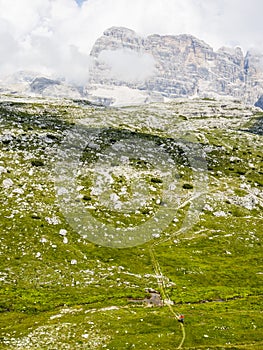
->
0;0;262;84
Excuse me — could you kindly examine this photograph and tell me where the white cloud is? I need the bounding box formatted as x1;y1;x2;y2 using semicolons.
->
0;0;262;84
98;49;156;83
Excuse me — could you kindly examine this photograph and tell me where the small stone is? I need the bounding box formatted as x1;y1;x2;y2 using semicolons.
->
46;217;60;225
213;210;227;217
203;204;213;211
152;233;160;238
59;229;67;236
13;188;24;195
0;166;7;174
3;178;13;189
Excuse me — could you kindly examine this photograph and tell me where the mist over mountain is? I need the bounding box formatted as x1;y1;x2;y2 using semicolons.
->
1;27;263;109
89;27;263;107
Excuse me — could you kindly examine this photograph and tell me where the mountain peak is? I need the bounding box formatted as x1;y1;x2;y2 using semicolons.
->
103;26;137;38
89;27;263;107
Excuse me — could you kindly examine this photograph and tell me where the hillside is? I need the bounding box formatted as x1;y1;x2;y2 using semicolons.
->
0;95;262;349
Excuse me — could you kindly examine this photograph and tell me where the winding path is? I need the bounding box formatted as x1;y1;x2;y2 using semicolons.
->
149;247;186;349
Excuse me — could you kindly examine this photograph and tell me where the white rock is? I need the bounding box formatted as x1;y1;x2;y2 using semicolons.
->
110;193;119;202
45;216;60;225
213;210;227;217
152;233;160;238
230;156;241;162
13;188;24;194
203;204;213;211
169;183;176;191
71;259;77;265
59;229;67;236
0;166;7;174
57;187;68;195
2;178;13;188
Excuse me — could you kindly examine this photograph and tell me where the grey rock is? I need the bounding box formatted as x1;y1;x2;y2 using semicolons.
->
89;27;263;108
255;95;263;109
30;77;61;93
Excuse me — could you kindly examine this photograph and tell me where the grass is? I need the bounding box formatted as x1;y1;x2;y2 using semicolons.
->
0;97;262;349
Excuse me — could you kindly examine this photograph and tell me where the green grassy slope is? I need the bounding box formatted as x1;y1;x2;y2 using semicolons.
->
0;96;262;349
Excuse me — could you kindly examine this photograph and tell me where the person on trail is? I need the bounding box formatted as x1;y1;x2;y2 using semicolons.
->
178;314;185;323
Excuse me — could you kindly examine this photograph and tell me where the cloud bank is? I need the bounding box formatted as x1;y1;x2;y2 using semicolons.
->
0;0;262;85
98;49;156;83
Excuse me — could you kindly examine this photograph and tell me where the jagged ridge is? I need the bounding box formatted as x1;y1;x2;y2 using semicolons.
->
90;26;263;107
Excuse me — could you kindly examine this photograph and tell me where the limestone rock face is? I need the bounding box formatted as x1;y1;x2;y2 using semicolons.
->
30;77;61;94
255;95;263;109
89;27;263;107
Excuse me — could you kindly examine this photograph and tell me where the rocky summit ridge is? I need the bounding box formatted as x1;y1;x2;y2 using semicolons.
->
0;26;263;108
89;27;263;107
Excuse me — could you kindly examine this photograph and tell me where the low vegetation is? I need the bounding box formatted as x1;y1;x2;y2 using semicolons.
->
0;96;262;349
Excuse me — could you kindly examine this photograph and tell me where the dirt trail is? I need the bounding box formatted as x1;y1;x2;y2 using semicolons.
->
149;247;186;349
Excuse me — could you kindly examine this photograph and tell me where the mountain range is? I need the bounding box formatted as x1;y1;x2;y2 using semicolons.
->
0;27;263;109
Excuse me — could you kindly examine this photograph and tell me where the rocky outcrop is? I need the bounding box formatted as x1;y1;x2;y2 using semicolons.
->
255;95;263;109
30;77;61;94
0;72;85;100
89;27;263;107
29;77;83;99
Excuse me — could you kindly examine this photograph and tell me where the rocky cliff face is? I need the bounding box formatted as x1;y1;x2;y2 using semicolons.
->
1;27;263;108
89;27;263;107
